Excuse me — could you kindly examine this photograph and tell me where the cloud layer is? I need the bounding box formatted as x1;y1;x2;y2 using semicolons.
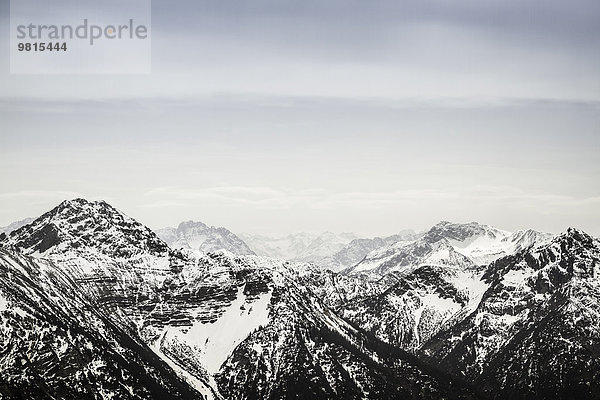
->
0;0;598;236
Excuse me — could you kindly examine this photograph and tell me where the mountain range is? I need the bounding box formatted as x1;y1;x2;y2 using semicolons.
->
157;221;255;256
156;221;423;273
239;230;421;272
0;198;598;399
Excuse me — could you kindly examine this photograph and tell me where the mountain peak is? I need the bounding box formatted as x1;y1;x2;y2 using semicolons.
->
554;227;597;251
159;220;255;256
176;220;209;232
564;226;592;239
0;198;168;258
483;226;598;285
46;198;119;222
56;197;107;210
61;197;95;205
425;220;492;243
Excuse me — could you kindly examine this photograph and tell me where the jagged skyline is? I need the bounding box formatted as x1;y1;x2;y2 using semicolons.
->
1;196;598;399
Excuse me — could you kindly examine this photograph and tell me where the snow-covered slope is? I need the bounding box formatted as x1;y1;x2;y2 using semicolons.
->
157;220;255;256
344;236;475;277
431;222;553;265
0;247;202;399
324;263;489;351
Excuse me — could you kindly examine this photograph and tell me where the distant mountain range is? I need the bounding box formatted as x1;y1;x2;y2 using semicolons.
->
239;231;357;268
344;221;553;277
157;221;255;256
0;198;598;399
239;230;421;271
0;217;34;235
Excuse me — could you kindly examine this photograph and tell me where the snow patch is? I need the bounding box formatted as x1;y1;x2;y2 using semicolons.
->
450;270;489;314
0;293;7;312
421;293;461;313
168;286;271;374
503;268;534;287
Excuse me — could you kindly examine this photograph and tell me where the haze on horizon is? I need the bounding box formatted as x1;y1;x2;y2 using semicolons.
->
0;0;599;237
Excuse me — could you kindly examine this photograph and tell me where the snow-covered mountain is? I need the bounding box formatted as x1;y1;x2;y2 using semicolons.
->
240;231;422;272
0;199;481;399
1;199;597;399
146;254;479;400
322;262;488;351
157;221;255;256
327;230;421;271
427;221;553;265
0;247;203;399
0;217;34;235
344;236;476;277
345;221;552;277
422;228;600;399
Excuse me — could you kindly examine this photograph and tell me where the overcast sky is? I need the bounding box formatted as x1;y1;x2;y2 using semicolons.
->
1;0;599;237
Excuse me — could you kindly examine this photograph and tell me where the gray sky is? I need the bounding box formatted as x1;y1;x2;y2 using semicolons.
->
1;0;599;237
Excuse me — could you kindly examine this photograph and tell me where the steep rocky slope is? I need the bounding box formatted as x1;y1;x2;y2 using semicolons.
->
0;248;202;399
422;228;600;399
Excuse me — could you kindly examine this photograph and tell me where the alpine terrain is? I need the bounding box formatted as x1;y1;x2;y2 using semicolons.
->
0;199;597;399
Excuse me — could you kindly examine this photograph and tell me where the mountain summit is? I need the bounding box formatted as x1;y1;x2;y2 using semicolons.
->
0;198;169;258
157;220;255;256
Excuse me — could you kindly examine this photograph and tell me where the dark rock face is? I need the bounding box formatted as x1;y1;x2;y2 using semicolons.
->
33;222;61;253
